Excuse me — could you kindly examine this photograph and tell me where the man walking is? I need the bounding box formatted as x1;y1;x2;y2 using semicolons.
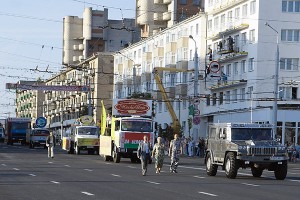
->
169;134;182;173
46;132;55;158
137;135;151;176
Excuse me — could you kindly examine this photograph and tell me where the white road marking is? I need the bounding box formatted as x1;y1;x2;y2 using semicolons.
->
127;166;137;169
84;169;93;172
146;181;160;185
198;192;218;197
242;183;260;187
1;164;7;166
238;172;252;176
13;168;20;171
105;163;112;165
193;175;205;179
50;181;60;184
81;191;94;196
29;174;36;177
289;179;300;183
48;162;53;164
111;174;121;177
64;165;71;167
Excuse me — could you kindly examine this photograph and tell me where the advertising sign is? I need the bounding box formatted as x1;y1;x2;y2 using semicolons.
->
112;99;152;117
123;132;151;149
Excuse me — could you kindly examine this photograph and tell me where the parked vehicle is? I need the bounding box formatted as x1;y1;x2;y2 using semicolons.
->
0;126;5;142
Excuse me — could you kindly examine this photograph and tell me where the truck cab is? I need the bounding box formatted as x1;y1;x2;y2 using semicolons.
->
205;123;288;180
28;128;50;149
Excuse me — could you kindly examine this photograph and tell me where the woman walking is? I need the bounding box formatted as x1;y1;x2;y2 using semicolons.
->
152;137;165;174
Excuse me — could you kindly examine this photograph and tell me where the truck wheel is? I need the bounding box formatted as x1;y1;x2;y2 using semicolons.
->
75;144;80;155
206;152;218;176
104;155;111;162
251;167;263;177
130;157;137;163
113;151;121;163
225;152;238;179
274;161;287;180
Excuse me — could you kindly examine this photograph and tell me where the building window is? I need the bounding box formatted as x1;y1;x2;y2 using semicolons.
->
235;7;240;20
241;60;246;73
250;0;256;14
249;29;256;43
233;62;239;75
196;24;199;35
248;86;253;99
208;20;212;31
228;11;233;22
221;14;226;28
242;4;248;17
226;64;231;77
158;102;162;113
212;93;217;105
248;58;254;71
220;92;224;105
193;0;200;5
206;95;211;106
240;88;246;101
281;29;300;42
180;0;187;5
241;32;247;45
214;17;219;30
280;58;299;70
283;1;300;12
232;89;238;102
183;100;187;109
279;86;294;99
225;91;230;103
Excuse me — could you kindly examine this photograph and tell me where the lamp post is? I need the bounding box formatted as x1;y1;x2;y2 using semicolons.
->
189;35;199;97
265;22;279;137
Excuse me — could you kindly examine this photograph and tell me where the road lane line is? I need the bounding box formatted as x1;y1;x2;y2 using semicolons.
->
48;162;53;164
290;179;300;183
193;176;205;179
50;181;60;184
84;169;93;172
242;183;260;187
64;165;71;167
127;166;137;169
13;168;20;171
81;192;95;196
111;174;121;177
1;164;7;166
146;181;160;185
198;192;218;197
29;174;36;177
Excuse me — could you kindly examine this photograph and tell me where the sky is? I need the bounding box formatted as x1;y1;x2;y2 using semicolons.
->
0;0;136;119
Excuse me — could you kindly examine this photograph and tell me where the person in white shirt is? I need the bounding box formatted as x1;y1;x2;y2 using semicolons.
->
137;135;151;176
46;132;55;158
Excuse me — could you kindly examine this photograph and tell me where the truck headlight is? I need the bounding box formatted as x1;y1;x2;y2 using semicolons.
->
238;146;247;150
278;146;286;151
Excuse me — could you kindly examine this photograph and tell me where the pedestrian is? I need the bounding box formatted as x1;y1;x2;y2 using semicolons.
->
137;135;151;176
46;132;55;158
169;134;182;173
152;137;165;174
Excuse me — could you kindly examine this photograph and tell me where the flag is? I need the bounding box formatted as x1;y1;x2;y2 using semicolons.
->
101;100;107;135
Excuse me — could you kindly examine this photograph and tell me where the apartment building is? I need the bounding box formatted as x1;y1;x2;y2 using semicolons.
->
136;0;203;38
63;7;140;66
114;13;206;139
202;0;300;146
15;80;45;126
44;53;114;137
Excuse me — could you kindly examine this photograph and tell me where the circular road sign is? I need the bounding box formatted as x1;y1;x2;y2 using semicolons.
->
194;109;200;116
193;116;201;125
209;61;220;73
36;117;47;128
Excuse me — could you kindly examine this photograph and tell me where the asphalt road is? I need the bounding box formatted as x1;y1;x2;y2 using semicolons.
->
1;143;300;200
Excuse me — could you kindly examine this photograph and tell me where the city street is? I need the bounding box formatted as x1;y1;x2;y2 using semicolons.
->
1;143;300;200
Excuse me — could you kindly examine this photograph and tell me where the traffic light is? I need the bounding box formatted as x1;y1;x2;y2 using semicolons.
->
152;101;156;118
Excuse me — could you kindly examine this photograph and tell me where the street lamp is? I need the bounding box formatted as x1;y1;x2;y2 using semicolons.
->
265;22;279;137
189;35;199;97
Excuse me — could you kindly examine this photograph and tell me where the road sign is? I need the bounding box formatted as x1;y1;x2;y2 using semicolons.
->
193;116;201;125
194;109;200;116
193;98;200;105
36;117;47;128
209;61;220;73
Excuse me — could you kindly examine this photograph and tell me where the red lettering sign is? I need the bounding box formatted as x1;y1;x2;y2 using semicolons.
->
114;100;150;115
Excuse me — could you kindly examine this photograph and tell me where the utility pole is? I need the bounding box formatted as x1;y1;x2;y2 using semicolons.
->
189;35;199;97
265;22;279;138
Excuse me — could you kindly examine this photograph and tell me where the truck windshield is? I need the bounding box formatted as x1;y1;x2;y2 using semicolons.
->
77;127;98;135
32;130;50;135
12;123;30;130
121;120;152;132
231;128;273;141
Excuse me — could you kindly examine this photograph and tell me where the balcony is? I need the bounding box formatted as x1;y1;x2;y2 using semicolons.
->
165;42;176;53
141;72;151;82
210;79;247;91
176;84;188;96
163;0;172;4
218;51;248;63
176;60;188;70
153;47;164;57
154;13;164;21
165;87;175;99
163;11;171;21
208;23;249;41
177;37;188;48
142;52;152;61
208;0;248;15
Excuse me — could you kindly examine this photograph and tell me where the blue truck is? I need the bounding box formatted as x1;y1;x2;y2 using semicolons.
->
5;118;31;145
